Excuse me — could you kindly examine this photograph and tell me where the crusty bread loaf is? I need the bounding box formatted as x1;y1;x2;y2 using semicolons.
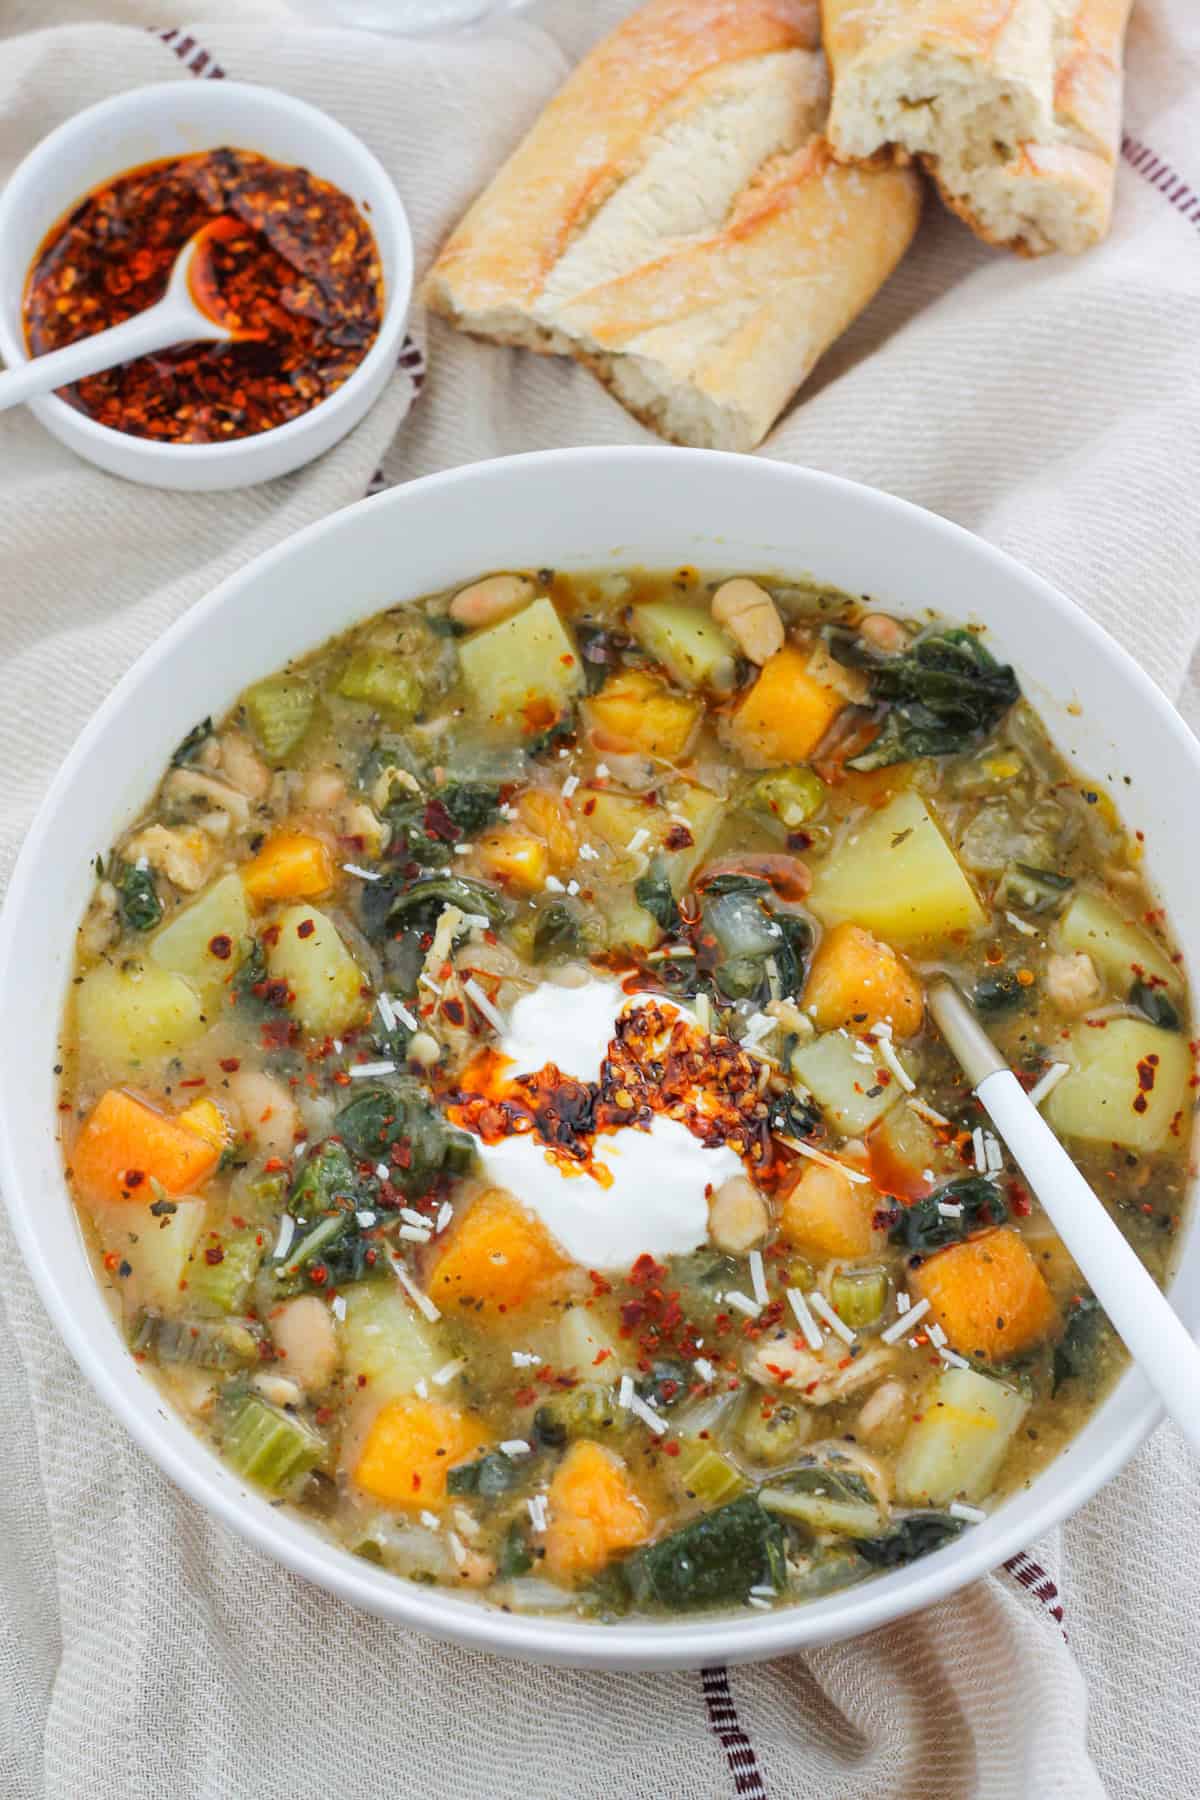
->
820;0;1132;256
423;0;922;452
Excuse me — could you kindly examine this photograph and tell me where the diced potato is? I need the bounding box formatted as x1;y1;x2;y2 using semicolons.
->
149;873;250;1000
1047;1018;1192;1153
1056;889;1182;995
458;595;583;734
779;1159;884;1259
660;783;724;892
339;1282;441;1402
580;791;658;863
241;832;334;907
266;905;366;1036
630;599;737;692
475;826;550;895
75;961;207;1069
896;1366;1029;1506
790;1030;910;1136
427;1188;569;1312
727;646;845;767
604;888;661;953
353;1396;487;1511
804;922;924;1038
576;782;721;893
911;1228;1059;1362
176;1097;230;1153
808;791;987;945
69;1088;221;1210
516;789;577;870
128;1197;210;1314
558;1303;622;1377
867;1104;948;1202
543;1441;651;1583
585;669;701;758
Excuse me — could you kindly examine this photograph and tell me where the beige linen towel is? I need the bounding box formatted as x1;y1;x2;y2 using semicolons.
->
0;4;1198;1796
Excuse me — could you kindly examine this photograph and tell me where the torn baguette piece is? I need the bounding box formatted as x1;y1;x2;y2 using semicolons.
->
423;0;922;452
820;0;1133;256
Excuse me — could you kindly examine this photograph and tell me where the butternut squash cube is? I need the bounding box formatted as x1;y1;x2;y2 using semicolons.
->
69;1088;221;1211
427;1188;569;1312
543;1441;651;1583
516;789;578;871
585;668;701;758
476;826;551;895
804;922;924;1038
728;646;845;767
780;1160;883;1259
911;1227;1059;1363
353;1396;487;1511
241;831;334;907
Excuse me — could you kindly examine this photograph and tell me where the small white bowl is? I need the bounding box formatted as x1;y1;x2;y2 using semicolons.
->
2;447;1197;1668
0;82;412;490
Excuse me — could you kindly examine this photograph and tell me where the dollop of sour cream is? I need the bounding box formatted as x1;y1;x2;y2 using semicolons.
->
466;978;742;1270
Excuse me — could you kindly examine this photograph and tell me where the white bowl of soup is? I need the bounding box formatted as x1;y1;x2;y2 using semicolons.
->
1;447;1197;1670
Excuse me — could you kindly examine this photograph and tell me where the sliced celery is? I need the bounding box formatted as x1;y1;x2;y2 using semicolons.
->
242;674;316;761
189;1227;264;1317
675;1442;746;1507
222;1393;325;1494
742;767;826;837
130;1312;261;1369
336;649;422;723
829;1268;889;1330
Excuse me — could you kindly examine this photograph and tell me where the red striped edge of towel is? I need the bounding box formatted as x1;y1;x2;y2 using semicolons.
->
701;1665;769;1798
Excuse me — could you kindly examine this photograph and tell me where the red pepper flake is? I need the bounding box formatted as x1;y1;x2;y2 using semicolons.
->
208;934;234;960
296;918;316;940
333;1071;352;1086
204;1246;225;1266
261;1157;286;1174
219;1056;241;1073
24;150;382;442
122;1168;145;1188
662;1440;681;1458
179;1076;207;1088
663;823;694;851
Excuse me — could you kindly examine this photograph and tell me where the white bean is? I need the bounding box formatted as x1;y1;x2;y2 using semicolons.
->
707;1175;770;1255
711;579;784;666
857;613;908;655
449;574;535;629
270;1297;339;1393
227;1068;300;1159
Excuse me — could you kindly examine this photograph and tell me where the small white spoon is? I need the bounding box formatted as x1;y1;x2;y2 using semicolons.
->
928;978;1200;1457
0;217;243;413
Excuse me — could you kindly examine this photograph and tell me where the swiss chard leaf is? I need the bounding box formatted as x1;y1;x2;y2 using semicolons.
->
618;1496;788;1612
437;782;502;836
383;875;509;937
532;899;585;964
634;859;680;934
973;969;1032;1015
333;1083;474;1194
447;1450;523;1499
890;1177;1008;1253
1128;981;1180;1031
853;1513;964;1568
833;627;1020;772
271;1143;382;1292
498;1520;534;1578
1053;1295;1110;1395
113;860;162;932
170;718;214;767
231;937;288;1015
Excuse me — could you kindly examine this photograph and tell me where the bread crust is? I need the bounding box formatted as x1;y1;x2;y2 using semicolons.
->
424;0;921;450
819;0;1132;254
427;0;822;319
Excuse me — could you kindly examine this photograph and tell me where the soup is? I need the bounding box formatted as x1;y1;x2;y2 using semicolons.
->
59;568;1192;1618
